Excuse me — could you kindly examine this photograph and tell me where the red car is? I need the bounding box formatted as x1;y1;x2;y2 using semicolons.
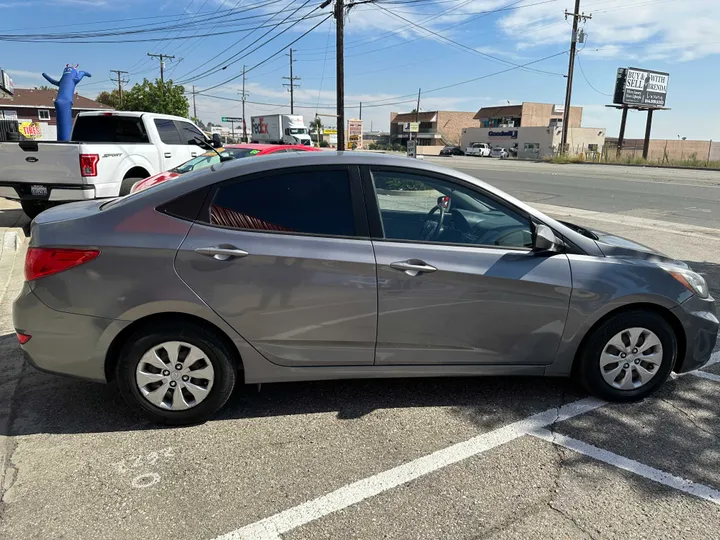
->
130;143;320;194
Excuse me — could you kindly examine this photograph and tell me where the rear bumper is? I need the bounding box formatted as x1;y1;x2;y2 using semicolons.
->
13;284;130;382
0;182;96;202
672;294;719;373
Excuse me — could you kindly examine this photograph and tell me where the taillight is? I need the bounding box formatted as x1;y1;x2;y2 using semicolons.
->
25;247;100;281
80;154;99;177
17;332;31;344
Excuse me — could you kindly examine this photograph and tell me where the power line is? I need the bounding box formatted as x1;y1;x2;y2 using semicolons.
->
576;53;611;96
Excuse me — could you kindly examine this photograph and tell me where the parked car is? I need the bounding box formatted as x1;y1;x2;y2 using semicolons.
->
439;145;464;156
465;142;491;157
130;143;320;194
491;146;509;159
0;111;210;217
14;152;717;425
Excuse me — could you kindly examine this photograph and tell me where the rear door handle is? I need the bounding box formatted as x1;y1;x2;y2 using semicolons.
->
164;152;172;158
390;260;437;276
195;246;249;261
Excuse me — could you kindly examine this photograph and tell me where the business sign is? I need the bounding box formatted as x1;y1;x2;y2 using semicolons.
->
0;70;14;96
613;67;669;108
19;121;42;139
221;116;242;122
407;139;417;158
488;129;518;139
347;119;363;148
402;122;419;133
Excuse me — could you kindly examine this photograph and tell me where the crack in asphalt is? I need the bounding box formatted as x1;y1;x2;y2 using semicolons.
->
659;397;718;441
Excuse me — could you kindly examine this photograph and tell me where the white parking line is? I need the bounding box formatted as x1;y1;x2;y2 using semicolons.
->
214;398;606;540
531;428;720;506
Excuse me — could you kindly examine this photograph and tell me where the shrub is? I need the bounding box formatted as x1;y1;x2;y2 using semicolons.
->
319;140;329;148
374;176;428;191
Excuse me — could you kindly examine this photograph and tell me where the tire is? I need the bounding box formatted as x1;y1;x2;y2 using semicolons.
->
576;310;677;402
116;322;237;425
119;177;145;196
21;200;55;219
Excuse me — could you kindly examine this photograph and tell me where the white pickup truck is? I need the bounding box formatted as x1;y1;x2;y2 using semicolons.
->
0;111;209;217
465;142;491;157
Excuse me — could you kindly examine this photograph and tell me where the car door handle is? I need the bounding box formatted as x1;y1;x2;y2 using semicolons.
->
191;152;198;157
195;246;249;261
164;152;172;158
390;260;437;276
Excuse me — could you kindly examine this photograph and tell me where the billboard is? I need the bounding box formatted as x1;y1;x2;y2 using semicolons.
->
0;70;14;96
347;119;363;148
613;67;669;107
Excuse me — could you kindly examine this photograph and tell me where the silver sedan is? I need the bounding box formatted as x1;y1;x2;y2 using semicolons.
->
13;152;718;424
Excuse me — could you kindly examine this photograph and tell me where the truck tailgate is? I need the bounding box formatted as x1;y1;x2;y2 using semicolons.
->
0;142;82;184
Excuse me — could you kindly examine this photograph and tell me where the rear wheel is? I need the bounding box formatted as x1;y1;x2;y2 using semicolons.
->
116;323;237;425
576;310;677;402
20;200;55;219
119;177;145;196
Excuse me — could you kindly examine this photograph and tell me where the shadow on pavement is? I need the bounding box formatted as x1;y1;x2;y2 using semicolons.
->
0;331;579;436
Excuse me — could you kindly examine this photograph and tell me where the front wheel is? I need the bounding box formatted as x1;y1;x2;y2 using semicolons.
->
116;323;237;425
576;310;677;402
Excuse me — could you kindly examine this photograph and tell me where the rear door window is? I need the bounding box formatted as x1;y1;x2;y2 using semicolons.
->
203;169;357;237
154;119;183;145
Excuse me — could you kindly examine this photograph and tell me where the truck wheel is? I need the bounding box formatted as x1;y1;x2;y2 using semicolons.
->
20;201;54;219
120;177;144;196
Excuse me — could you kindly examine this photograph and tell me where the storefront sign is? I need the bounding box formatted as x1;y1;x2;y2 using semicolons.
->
347;119;363;148
489;129;518;139
403;122;419;133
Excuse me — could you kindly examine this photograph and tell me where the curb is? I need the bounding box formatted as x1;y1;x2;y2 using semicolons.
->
538;160;720;172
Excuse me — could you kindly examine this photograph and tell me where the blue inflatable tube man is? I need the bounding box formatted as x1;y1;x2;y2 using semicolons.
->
42;64;92;141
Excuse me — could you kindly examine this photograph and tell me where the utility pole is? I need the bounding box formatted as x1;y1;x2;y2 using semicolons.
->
560;0;591;154
282;48;301;115
240;65;249;142
359;102;362;120
110;70;128;107
414;88;421;143
191;85;198;119
334;0;345;151
147;53;175;87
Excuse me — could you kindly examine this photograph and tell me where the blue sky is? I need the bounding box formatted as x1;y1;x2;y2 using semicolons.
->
1;0;718;140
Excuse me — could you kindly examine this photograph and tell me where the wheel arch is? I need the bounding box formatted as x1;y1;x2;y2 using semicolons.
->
571;302;687;375
104;312;244;383
123;165;151;180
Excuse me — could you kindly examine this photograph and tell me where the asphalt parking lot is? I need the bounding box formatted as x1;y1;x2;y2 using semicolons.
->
1;161;720;539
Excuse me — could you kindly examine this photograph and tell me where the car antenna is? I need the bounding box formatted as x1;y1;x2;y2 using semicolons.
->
194;136;233;162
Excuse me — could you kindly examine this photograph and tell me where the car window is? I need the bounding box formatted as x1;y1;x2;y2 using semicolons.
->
175;153;221;173
205;169;356;237
154;119;183;145
174;121;205;144
72;116;149;143
371;169;532;248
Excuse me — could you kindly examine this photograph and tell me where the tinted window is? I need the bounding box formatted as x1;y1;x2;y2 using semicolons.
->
371;170;531;248
207;169;355;236
72;116;149;143
154;119;183;144
175;121;205;144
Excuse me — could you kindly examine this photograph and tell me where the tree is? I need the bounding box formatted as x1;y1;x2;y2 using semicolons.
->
191;117;207;130
310;117;323;130
121;78;189;117
35;85;53;91
96;89;122;109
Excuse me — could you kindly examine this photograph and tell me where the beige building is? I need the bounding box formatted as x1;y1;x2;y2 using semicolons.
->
389;110;478;146
605;138;720;162
474;102;582;128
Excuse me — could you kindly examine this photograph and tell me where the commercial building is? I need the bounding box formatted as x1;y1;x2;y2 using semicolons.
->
0;88;112;140
461;102;606;159
389;110;478;146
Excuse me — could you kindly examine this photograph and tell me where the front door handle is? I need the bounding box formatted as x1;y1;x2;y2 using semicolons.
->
390;260;437;276
191;152;198;157
195;246;249;261
164;152;172;158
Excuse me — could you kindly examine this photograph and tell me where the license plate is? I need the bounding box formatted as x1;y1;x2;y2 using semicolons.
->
30;185;48;197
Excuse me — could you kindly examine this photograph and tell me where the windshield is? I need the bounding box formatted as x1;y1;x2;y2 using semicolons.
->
288;128;308;135
173;147;263;174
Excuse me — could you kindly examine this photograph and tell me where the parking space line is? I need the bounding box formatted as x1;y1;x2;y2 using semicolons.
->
691;370;720;383
530;429;720;506
214;398;606;540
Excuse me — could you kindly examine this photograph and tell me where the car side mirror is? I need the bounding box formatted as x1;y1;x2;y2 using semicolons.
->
533;224;558;252
212;133;222;148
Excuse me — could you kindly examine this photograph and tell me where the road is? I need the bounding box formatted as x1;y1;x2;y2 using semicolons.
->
427;156;720;230
1;161;720;540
